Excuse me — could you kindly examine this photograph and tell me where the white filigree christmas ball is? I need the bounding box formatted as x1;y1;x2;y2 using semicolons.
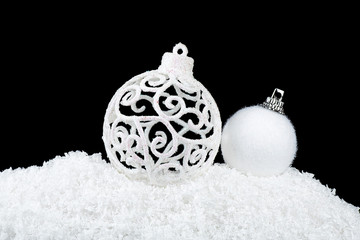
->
221;89;297;177
103;43;222;185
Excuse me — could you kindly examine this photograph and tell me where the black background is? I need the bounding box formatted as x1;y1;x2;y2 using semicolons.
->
2;9;359;207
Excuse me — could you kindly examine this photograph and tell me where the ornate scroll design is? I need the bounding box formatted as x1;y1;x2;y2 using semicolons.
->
103;44;221;185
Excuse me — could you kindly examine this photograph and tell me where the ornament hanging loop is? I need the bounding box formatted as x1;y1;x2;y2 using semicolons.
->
158;43;194;78
173;43;188;56
261;88;285;115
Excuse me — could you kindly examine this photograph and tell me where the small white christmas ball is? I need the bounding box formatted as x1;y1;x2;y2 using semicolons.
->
221;105;297;177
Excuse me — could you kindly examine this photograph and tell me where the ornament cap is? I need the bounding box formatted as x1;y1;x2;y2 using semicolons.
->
158;43;194;78
260;88;285;115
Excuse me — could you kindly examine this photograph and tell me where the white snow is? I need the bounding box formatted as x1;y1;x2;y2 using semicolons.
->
0;151;359;240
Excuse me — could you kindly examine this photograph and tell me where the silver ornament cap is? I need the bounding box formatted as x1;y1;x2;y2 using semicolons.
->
261;88;285;115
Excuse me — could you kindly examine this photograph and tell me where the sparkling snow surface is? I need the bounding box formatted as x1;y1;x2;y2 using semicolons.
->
0;151;359;240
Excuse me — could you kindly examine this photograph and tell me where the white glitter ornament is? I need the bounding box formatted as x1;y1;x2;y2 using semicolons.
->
103;43;221;185
221;89;297;177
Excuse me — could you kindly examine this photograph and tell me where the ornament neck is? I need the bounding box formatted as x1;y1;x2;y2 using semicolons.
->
158;43;194;78
261;88;285;115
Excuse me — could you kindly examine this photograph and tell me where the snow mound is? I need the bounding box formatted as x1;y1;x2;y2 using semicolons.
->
0;151;359;239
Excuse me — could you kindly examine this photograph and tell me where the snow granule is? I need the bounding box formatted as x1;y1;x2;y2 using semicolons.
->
0;151;359;240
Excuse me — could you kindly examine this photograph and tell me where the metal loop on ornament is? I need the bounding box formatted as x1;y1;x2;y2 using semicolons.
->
173;43;188;56
261;88;285;115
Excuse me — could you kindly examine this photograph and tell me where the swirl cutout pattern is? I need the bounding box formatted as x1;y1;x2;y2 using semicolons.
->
103;70;221;185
